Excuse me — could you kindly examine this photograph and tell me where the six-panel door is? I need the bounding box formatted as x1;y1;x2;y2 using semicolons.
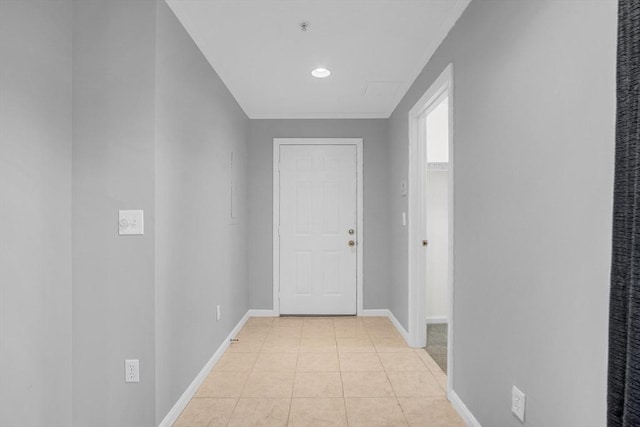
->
278;144;357;315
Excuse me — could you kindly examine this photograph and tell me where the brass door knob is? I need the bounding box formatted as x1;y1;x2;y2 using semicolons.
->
348;240;355;247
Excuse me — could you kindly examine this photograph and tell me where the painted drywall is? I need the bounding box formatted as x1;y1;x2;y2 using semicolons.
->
248;119;390;311
155;0;250;422
388;0;616;425
0;1;72;425
72;0;157;425
426;169;449;321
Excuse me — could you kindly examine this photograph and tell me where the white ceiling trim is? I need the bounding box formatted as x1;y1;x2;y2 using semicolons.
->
250;112;389;120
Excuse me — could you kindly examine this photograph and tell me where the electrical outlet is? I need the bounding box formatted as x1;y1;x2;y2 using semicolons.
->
512;385;525;423
216;305;221;321
125;359;139;383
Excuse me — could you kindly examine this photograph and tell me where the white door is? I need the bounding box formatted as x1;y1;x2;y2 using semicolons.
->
278;144;357;315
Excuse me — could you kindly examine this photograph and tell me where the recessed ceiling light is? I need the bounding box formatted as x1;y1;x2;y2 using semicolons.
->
311;68;331;78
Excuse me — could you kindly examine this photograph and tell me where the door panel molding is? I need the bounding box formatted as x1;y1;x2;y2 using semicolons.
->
273;138;364;316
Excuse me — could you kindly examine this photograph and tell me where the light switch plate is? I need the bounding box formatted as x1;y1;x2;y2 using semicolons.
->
119;210;144;235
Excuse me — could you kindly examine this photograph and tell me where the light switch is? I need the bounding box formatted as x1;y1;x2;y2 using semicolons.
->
119;210;144;235
402;212;407;226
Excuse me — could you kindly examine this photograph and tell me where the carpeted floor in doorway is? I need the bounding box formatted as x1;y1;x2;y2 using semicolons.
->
424;323;447;374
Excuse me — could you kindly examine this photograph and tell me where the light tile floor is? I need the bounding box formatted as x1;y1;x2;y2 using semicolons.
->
174;316;465;427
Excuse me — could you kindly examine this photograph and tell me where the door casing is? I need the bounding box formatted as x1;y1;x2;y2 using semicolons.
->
273;138;364;316
408;64;454;392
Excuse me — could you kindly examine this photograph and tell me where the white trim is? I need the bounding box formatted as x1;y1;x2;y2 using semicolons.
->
158;311;251;427
359;309;390;317
449;390;482;427
387;310;410;343
250;112;388;120
273;138;364;316
407;64;455;398
426;316;449;324
247;309;277;317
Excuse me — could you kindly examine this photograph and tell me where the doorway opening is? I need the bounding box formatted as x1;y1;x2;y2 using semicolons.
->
407;64;454;389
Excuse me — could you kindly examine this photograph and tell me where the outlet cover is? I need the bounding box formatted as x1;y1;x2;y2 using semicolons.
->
125;359;140;383
512;385;525;423
119;210;144;235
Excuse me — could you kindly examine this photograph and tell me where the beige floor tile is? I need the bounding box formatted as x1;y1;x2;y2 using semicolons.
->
288;398;348;427
398;397;465;427
345;398;408;427
366;324;401;336
299;338;337;353
244;317;276;328
178;317;462;427
242;372;295;397
214;352;258;372
378;352;429;372
416;349;444;374
334;324;370;338
173;397;237;427
341;372;394;397
268;324;303;338
261;336;301;353
336;337;375;353
433;370;447;391
253;352;298;372
227;398;290;427
227;337;265;353
338;353;384;372
361;317;392;327
302;328;335;340
239;326;271;337
195;371;249;398
387;371;445;398
373;337;413;353
273;317;304;327
297;352;340;372
293;372;343;397
304;318;335;328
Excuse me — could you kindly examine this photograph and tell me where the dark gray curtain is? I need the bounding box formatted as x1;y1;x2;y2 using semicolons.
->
609;1;640;426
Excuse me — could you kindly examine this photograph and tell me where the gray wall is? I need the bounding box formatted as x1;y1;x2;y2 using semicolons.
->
155;1;249;422
72;1;157;425
388;1;616;425
248;119;390;311
0;1;72;425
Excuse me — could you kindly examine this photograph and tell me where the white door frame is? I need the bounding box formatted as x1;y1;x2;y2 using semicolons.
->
273;138;364;316
407;64;454;389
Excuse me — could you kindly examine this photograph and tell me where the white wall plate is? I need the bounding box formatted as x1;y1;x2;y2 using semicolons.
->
119;210;144;235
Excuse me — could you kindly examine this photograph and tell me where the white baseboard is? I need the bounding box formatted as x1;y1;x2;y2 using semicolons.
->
158;311;251;427
426;316;449;324
247;309;277;317
448;390;481;427
358;309;389;317
387;310;410;343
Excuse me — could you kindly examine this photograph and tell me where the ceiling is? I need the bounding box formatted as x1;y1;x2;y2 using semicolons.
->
166;0;471;119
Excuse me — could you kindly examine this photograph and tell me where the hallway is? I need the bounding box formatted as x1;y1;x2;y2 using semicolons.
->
174;317;463;426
